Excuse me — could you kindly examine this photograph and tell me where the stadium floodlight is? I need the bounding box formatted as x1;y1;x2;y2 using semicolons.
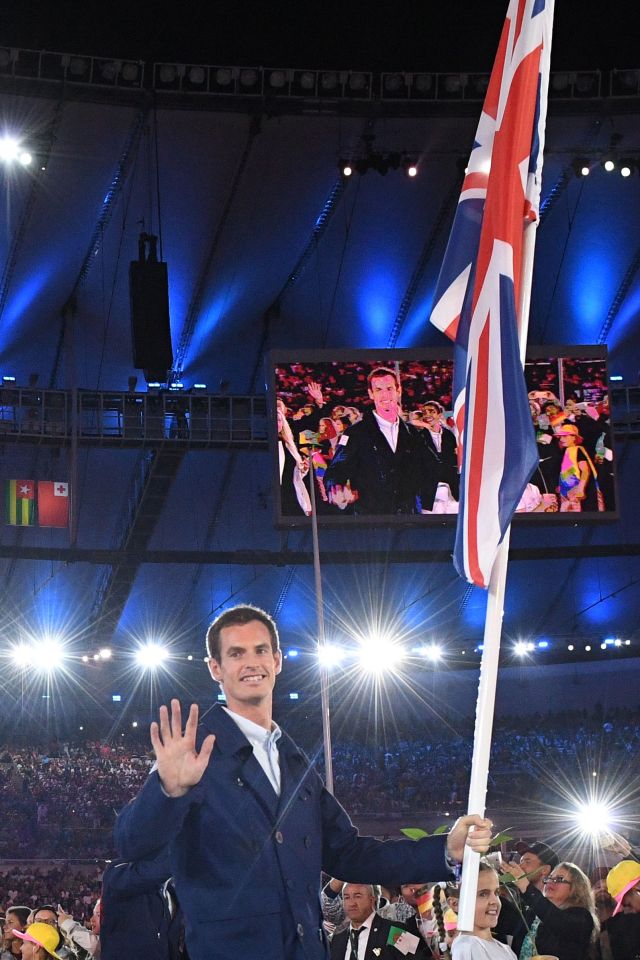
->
514;640;535;656
0;136;20;162
357;633;405;674
99;647;112;659
36;638;66;671
134;642;170;669
414;644;442;662
317;643;346;668
10;644;32;668
575;801;612;835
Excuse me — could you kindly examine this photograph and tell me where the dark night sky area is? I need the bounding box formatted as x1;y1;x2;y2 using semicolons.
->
1;0;638;74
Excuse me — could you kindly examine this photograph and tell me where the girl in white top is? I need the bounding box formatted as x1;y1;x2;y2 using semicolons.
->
452;862;518;960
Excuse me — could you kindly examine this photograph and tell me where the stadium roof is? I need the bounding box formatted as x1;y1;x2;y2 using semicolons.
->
1;2;639;693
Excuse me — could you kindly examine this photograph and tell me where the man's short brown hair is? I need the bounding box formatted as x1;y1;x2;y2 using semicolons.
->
367;366;400;389
205;605;280;662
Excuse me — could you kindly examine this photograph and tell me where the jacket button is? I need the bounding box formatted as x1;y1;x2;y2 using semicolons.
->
275;830;284;844
296;923;304;938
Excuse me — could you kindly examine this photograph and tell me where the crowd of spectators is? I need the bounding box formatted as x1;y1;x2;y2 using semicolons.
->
324;707;640;816
0;742;151;859
1;708;639;859
0;864;102;922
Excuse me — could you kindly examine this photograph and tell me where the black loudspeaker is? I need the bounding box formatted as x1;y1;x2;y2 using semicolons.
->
129;257;173;382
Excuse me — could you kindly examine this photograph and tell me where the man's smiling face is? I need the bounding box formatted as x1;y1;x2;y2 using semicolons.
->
368;374;401;424
208;620;282;712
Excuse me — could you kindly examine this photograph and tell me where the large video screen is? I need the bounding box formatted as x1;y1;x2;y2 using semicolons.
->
267;347;617;527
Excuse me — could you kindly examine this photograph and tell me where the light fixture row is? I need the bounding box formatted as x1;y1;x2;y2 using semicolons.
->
572;155;640;178
339;154;419;178
3;47;626;104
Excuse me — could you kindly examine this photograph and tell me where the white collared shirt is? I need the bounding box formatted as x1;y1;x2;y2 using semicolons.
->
428;427;442;452
372;411;399;452
223;706;282;795
343;913;375;960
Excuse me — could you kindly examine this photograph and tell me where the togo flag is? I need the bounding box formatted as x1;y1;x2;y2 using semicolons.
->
5;479;36;525
38;480;70;527
386;926;420;956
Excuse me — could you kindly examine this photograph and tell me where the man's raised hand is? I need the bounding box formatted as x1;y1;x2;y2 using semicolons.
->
150;699;215;798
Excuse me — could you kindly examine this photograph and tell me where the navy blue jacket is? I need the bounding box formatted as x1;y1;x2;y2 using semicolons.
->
115;704;450;960
100;852;182;960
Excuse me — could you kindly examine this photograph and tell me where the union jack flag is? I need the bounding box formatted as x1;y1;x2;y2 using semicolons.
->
430;0;554;587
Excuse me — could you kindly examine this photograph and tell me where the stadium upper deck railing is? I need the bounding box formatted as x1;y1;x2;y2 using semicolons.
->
0;388;267;447
2;45;640;104
0;386;638;447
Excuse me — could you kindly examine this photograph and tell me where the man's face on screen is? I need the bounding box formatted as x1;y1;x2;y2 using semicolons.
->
368;374;401;423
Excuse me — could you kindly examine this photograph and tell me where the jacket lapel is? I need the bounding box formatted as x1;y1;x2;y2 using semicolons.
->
200;703;279;821
275;732;312;820
366;920;389;959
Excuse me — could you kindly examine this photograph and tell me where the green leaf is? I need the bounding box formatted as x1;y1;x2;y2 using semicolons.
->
432;824;449;835
400;828;430;840
491;831;514;846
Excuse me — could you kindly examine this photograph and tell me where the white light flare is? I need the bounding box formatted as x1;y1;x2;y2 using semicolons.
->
135;642;170;669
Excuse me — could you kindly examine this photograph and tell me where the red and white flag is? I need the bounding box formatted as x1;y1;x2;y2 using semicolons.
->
38;481;70;528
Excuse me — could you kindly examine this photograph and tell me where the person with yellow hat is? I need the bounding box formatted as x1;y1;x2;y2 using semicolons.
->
607;861;640;917
554;422;599;512
605;861;640;960
12;923;65;960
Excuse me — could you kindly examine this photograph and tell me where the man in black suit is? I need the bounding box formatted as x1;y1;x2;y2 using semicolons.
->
100;851;183;960
414;401;459;507
329;884;427;960
324;368;438;515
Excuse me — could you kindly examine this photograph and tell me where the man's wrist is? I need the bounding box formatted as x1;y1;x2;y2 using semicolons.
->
445;851;462;881
160;782;190;798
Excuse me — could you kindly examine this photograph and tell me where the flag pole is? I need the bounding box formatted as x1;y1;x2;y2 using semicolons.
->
456;218;545;930
455;531;510;928
307;453;334;795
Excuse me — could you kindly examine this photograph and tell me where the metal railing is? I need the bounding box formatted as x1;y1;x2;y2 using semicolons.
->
2;44;634;105
0;388;269;446
1;385;638;444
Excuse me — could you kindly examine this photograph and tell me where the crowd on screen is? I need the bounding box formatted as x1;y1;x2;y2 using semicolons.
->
275;359;615;517
2;708;639;860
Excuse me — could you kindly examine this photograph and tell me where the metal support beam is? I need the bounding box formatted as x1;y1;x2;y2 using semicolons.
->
89;447;185;641
1;543;639;565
